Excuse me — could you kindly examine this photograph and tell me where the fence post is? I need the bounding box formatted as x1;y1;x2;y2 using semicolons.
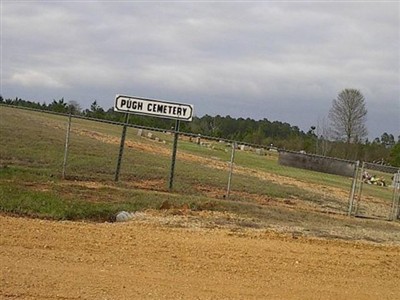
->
348;160;360;216
354;161;366;216
226;141;237;198
397;171;400;220
168;120;180;190
114;113;129;182
390;170;400;221
397;188;400;220
62;113;72;179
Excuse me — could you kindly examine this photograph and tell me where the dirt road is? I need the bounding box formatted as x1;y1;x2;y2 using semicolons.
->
1;215;399;300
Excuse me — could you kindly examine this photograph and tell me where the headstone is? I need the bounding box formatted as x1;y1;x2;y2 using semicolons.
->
256;148;265;156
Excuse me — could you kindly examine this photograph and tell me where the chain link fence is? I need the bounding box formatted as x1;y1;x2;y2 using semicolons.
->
349;162;400;220
2;104;399;221
278;150;359;216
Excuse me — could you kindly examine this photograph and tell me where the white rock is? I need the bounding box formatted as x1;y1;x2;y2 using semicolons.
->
115;211;134;222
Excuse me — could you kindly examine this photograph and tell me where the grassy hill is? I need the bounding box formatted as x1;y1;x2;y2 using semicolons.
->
1;105;398;242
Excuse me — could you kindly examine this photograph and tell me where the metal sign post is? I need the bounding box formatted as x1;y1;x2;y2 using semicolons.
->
169;120;180;190
113;94;194;187
114;113;129;182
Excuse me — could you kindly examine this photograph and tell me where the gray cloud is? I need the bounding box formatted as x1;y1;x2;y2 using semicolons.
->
2;1;399;138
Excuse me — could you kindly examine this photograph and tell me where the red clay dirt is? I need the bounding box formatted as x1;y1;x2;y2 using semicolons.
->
1;214;399;300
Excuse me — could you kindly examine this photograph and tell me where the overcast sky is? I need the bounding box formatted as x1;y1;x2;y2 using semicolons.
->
1;1;399;139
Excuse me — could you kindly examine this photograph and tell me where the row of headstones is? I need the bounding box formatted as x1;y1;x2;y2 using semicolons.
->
137;129;167;144
186;135;276;156
136;128;278;156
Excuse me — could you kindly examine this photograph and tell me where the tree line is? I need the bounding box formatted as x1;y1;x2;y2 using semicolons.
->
1;95;399;167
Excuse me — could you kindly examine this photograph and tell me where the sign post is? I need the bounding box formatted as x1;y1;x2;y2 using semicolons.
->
169;119;180;190
114;113;129;182
114;95;193;187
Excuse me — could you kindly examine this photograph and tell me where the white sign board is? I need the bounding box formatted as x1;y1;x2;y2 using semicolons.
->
114;95;194;121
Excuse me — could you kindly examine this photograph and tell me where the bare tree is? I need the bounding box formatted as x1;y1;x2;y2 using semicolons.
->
316;117;332;156
329;89;368;144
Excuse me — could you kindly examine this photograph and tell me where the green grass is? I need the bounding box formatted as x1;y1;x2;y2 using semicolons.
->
0;106;395;222
0;166;224;221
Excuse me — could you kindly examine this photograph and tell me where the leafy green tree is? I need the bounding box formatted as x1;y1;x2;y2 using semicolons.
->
48;98;68;113
362;139;389;163
380;132;395;148
388;142;400;167
84;100;105;119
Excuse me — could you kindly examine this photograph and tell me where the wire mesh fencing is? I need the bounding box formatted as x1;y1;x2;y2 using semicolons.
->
2;104;398;221
277;150;359;216
351;162;400;220
38;111;356;216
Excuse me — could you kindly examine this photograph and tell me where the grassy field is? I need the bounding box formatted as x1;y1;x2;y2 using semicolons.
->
1;105;399;243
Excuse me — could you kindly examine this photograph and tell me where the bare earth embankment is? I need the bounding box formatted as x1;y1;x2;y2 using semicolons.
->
1;215;399;300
